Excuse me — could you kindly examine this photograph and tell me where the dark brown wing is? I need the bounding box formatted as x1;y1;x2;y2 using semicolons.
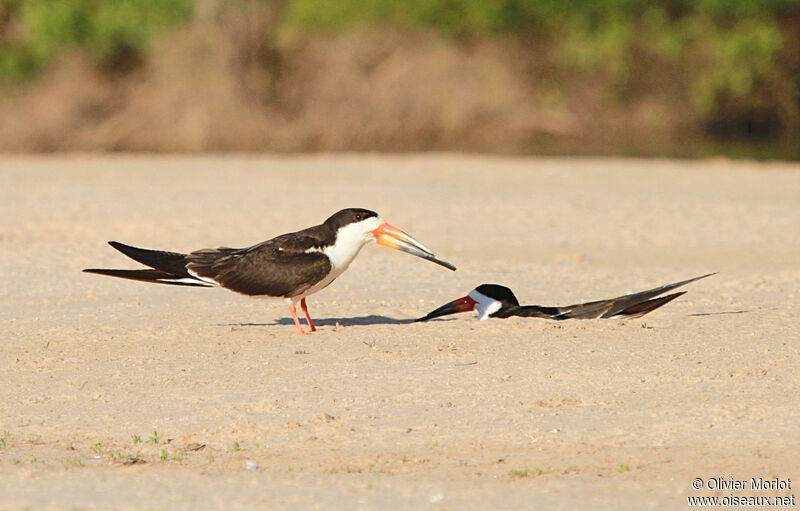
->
499;291;687;319
186;232;333;298
535;274;711;319
491;305;561;319
492;274;715;320
611;291;686;318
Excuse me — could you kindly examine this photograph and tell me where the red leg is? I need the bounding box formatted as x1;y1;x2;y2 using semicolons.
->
287;300;310;335
300;297;317;332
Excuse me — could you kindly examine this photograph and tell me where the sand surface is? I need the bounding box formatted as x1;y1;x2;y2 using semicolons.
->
1;155;798;510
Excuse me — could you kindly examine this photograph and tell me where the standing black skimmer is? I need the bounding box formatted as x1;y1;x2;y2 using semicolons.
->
84;208;455;334
416;274;715;322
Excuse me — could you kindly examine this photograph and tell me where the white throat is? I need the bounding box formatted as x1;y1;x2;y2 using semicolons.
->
296;216;382;300
322;216;382;271
468;289;502;320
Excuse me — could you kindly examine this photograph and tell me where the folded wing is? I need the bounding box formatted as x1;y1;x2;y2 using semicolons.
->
493;273;715;320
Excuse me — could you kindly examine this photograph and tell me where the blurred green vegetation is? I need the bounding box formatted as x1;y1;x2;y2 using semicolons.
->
283;0;798;35
0;0;192;78
285;0;798;134
0;0;797;143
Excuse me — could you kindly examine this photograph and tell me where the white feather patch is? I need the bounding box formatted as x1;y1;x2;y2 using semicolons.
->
468;289;502;320
161;277;215;287
293;216;382;299
186;269;220;286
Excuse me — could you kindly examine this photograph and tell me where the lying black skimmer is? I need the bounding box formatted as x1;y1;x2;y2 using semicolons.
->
85;208;455;334
416;274;715;322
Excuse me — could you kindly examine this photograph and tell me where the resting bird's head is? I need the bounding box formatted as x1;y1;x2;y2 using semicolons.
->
415;284;519;322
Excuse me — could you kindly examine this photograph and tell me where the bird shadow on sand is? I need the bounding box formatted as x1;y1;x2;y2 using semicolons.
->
219;315;420;328
687;309;750;317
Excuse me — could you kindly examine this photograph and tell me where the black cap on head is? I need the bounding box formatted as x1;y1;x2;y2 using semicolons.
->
475;284;519;306
324;208;379;230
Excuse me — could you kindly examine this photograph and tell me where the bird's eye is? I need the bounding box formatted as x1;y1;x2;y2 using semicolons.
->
355;214;362;221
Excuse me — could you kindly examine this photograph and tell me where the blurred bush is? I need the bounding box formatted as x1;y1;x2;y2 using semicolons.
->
283;0;797;35
0;0;797;148
0;0;192;79
285;0;799;138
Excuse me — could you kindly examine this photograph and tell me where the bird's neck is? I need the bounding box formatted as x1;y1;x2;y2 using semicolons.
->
323;225;371;271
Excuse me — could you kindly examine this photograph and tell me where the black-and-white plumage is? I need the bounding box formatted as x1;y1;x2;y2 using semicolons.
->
416;274;715;322
85;208;455;334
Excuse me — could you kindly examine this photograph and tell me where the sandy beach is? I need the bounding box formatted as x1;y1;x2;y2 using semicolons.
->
1;155;798;510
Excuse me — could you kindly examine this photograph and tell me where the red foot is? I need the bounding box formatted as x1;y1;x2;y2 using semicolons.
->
300;298;317;332
288;300;313;335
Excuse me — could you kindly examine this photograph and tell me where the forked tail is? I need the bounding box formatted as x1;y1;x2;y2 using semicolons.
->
494;273;716;320
83;241;214;287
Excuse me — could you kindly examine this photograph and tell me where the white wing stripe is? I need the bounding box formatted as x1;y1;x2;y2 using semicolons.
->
186;269;220;286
